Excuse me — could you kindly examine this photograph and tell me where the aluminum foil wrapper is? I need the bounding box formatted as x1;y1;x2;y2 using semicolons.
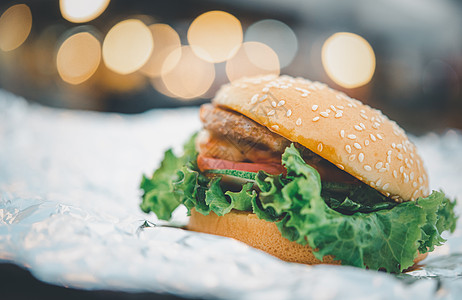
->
1;90;462;299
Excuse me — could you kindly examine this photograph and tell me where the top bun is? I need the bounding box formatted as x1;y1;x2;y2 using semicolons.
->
212;75;429;201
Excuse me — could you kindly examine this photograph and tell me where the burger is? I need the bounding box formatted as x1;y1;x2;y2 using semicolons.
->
140;75;456;273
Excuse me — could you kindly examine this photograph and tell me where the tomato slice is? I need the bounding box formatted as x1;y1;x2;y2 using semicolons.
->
197;154;360;184
197;155;286;175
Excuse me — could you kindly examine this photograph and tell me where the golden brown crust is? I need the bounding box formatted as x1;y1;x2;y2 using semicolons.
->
212;75;429;201
188;209;428;267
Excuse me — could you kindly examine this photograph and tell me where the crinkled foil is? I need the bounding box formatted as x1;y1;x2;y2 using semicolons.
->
1;90;462;299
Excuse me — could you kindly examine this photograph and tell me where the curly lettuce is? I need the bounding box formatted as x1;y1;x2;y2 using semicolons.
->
140;136;457;273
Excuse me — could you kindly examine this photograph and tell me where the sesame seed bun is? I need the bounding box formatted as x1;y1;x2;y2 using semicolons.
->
187;209;428;266
212;75;429;201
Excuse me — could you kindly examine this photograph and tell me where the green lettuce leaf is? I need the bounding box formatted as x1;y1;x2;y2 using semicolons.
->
140;133;198;220
141;135;457;273
259;144;457;272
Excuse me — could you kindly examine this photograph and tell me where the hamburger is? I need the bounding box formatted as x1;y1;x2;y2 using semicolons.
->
140;75;456;272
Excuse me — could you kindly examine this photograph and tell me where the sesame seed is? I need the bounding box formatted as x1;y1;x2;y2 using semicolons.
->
376;133;383;140
335;112;343;118
320;112;329;117
271;125;279;131
286;109;292;117
370;181;376;187
397;144;403;150
349;154;356;161
410;172;414;180
364;165;372;171
250;94;259;104
348;134;357;139
330;105;337;112
340;130;345;138
370;134;376;141
413;182;418;188
397;154;403;160
271;101;277;107
379;168;387;173
376;178;382;187
345;145;352;153
312;105;318;111
354;125;363;131
336;164;345;170
348;103;353;107
404;173;409;183
392;143;396;148
260;94;268;101
383;183;390;189
419;177;423;184
301;93;308;97
326;109;331;113
400;166;404;173
393;170;398;178
360;123;366;129
278;100;285;106
365;139;370;146
387;150;392;156
360;109;366;113
375;162;383;169
267;110;275;116
337;105;344;109
312;116;320;122
358;153;364;162
262;87;269;92
387;156;391;163
318;143;323;152
295;87;310;94
354;143;362;149
360;113;368;120
412;190;418;198
296;118;302;126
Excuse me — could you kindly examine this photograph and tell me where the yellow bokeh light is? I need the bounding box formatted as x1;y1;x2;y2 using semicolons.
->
161;46;215;99
226;42;280;82
322;32;376;89
57;32;101;85
102;19;153;75
60;0;110;23
140;24;181;78
188;11;242;63
0;4;32;52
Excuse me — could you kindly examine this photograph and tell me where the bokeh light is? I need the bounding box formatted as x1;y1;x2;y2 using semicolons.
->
244;19;298;68
0;4;32;52
188;11;242;63
140;24;181;78
161;46;215;99
150;77;176;98
322;32;376;88
57;31;101;85
60;0;110;23
226;41;280;82
102;19;153;75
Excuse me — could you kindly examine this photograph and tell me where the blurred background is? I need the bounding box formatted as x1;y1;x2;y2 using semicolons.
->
0;0;461;134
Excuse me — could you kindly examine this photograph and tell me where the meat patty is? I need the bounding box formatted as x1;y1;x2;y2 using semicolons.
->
200;104;290;157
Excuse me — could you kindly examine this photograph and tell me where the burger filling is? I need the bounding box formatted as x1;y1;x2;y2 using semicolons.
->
140;104;456;273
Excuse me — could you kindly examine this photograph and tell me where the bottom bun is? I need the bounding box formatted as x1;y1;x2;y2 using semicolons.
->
187;209;428;267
